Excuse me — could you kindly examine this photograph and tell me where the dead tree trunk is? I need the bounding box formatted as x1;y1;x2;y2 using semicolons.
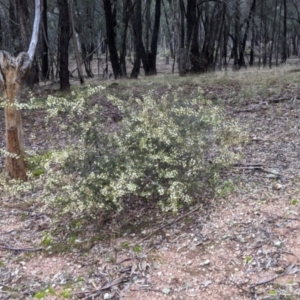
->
0;0;41;180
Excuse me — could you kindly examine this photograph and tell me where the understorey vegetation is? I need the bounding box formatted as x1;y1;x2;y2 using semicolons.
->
0;82;245;219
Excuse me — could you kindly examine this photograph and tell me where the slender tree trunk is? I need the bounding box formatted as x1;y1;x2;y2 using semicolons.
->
238;0;256;67
282;0;287;62
130;0;142;78
103;0;122;79
223;11;230;68
162;0;173;58
269;0;278;68
69;0;84;84
147;0;161;75
57;0;70;91
232;0;240;68
203;3;220;70
120;0;131;76
80;3;95;78
215;4;226;69
249;9;256;66
42;0;49;80
145;0;152;53
276;3;283;65
179;0;185;48
186;0;201;72
178;0;187;75
262;0;268;67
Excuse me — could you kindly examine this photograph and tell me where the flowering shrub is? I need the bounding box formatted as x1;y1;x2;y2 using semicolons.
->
0;85;245;214
40;86;244;213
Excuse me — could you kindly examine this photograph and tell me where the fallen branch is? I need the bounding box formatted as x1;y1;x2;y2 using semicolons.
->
233;164;283;178
0;244;43;252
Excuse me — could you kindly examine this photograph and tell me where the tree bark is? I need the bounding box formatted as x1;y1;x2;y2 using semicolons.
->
130;0;142;78
69;0;84;84
269;0;278;68
42;0;49;80
145;0;161;75
119;0;131;76
57;0;71;91
103;0;122;79
186;0;202;72
232;0;240;68
282;0;287;62
6;126;27;181
0;0;41;180
238;0;256;67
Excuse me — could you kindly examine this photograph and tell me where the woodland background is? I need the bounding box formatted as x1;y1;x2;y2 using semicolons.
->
0;0;300;87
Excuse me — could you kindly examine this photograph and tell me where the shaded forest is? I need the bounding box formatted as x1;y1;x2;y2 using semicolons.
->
0;0;300;87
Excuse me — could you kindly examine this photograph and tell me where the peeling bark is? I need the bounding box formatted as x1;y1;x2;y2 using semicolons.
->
0;51;30;180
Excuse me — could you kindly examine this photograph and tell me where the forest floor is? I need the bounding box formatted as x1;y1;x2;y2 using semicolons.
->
1;59;300;299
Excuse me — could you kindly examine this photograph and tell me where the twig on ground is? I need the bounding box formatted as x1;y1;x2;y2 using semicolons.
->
76;275;127;299
132;206;201;247
250;264;300;289
117;238;165;265
279;250;300;262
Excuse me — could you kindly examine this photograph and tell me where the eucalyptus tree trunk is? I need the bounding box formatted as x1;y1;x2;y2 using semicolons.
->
130;0;142;78
42;0;49;80
69;0;84;84
57;0;71;90
119;0;131;76
103;0;123;79
186;0;201;73
202;3;221;71
81;3;95;78
232;0;241;69
249;11;256;66
269;0;278;68
238;0;256;67
179;0;185;48
130;0;161;77
281;0;287;62
144;0;161;75
0;0;41;180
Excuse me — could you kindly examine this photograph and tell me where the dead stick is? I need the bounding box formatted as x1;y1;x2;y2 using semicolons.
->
250;264;298;288
133;206;200;247
250;273;286;288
